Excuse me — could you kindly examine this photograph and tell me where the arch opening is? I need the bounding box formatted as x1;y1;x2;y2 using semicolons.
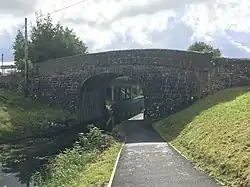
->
78;73;145;130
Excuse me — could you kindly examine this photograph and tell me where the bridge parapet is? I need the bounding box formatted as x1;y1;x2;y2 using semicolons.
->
24;49;250;122
33;49;212;77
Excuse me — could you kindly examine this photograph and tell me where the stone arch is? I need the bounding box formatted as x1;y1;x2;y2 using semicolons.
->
29;49;215;121
77;72;147;122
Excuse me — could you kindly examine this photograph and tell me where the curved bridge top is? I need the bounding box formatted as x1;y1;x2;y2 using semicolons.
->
34;49;213;76
28;48;250;122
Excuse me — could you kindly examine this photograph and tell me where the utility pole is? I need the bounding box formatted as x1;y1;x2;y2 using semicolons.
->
24;17;28;97
1;53;3;75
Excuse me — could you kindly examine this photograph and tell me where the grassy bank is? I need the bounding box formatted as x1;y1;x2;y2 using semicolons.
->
69;141;121;187
33;126;122;187
0;89;122;186
0;89;76;141
153;87;250;187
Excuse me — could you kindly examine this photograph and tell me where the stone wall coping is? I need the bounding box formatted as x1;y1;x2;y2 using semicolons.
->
33;48;212;65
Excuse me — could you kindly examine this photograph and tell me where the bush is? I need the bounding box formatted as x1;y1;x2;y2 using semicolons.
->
33;125;114;187
75;124;113;151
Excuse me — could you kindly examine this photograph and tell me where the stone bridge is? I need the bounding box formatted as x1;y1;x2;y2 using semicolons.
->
25;49;249;122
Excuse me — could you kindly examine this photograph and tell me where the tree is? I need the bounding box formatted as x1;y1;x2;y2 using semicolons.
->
13;30;26;70
187;41;222;57
13;30;33;72
13;12;87;70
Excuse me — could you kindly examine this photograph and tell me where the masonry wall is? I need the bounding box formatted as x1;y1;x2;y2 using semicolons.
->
0;51;244;123
209;58;250;92
1;49;247;122
0;74;23;91
33;49;212;76
28;49;213;121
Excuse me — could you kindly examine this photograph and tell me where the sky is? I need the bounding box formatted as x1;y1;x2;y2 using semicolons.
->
1;0;250;63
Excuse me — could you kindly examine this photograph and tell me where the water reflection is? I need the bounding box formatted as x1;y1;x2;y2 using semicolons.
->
0;123;88;187
0;111;126;186
0;162;26;187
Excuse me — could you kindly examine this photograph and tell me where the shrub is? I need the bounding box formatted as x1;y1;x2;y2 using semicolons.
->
33;125;113;187
75;124;113;151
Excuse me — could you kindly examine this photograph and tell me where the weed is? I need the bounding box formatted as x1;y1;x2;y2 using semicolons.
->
33;126;122;187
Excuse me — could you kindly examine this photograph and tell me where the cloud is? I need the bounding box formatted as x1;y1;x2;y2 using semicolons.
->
224;30;250;53
103;0;216;24
182;0;250;42
0;0;39;16
1;0;250;61
61;7;177;51
98;17;195;52
0;29;15;62
62;0;215;26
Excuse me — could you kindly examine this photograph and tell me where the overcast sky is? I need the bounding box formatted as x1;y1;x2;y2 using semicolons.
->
1;0;250;63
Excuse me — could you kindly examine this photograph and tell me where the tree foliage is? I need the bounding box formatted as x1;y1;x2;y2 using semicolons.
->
12;30;28;70
13;13;87;70
187;41;222;57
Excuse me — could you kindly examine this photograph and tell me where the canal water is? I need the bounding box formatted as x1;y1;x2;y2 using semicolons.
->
0;163;27;187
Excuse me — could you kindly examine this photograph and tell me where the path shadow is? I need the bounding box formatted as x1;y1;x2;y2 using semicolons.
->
119;118;165;144
116;87;250;145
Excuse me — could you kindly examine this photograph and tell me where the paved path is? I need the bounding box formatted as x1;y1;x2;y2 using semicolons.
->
0;164;25;187
111;113;221;187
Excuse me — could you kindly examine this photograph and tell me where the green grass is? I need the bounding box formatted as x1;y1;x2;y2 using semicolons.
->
0;89;122;186
33;126;123;187
0;89;76;141
153;87;250;187
70;142;122;187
